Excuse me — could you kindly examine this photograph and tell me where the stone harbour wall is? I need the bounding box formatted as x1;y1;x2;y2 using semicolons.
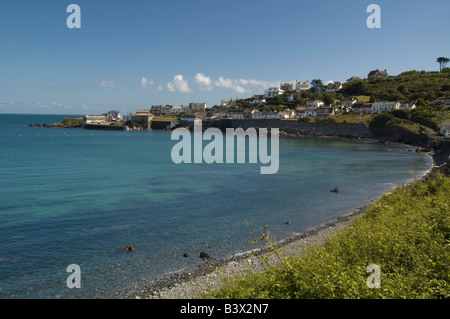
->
207;119;375;139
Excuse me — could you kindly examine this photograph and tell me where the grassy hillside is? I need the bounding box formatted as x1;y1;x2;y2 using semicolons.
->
203;173;450;299
341;69;450;103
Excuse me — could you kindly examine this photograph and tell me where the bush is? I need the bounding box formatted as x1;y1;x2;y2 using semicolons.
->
389;109;410;119
410;111;439;131
204;174;450;299
62;118;84;126
368;113;393;129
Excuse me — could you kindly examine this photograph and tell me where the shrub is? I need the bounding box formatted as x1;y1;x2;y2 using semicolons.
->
389;109;410;119
368;113;394;129
203;174;450;299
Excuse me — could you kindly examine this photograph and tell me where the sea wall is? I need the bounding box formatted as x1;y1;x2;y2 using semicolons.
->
206;119;375;139
370;125;429;146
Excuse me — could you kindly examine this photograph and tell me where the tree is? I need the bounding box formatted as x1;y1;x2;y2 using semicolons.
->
436;57;449;72
311;79;323;89
323;93;334;106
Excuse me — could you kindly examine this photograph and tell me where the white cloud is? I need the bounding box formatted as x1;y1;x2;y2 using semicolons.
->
239;78;273;88
157;85;164;91
140;77;154;89
214;77;246;93
167;74;192;93
99;80;118;88
51;100;62;107
194;73;213;91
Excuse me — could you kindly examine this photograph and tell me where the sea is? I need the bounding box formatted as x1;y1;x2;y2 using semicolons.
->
0;114;433;299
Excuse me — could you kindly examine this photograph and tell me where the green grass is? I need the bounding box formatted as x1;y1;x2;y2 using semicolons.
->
203;173;450;299
62;118;84;126
332;114;373;124
152;116;178;122
353;95;371;102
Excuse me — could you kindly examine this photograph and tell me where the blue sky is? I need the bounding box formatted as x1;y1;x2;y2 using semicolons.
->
0;0;449;115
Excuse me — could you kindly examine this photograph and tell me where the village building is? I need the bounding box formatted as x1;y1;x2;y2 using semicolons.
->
106;110;122;121
220;99;237;108
189;102;207;112
251;111;281;120
361;103;373;114
151;105;172;116
295;107;317;118
372;101;401;113
350;101;366;113
315;107;335;117
264;87;284;99
307;100;324;108
368;69;389;79
228;112;245;120
83;115;107;124
170;105;190;114
295;81;310;92
129;110;154;126
249;95;266;105
340;98;357;108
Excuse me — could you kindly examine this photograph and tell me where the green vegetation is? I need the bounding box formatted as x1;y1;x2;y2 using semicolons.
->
311;117;336;123
61;118;84;126
368;113;394;129
152;116;178;122
341;69;450;104
203;174;450;299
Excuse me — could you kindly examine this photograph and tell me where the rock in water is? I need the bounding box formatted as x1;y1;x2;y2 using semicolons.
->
200;252;211;260
123;245;135;252
330;187;339;193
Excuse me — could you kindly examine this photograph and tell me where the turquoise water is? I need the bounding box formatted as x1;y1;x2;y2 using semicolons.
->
0;114;433;298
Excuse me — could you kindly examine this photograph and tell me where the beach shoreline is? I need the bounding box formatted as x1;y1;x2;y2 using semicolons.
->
109;205;367;299
106;149;443;300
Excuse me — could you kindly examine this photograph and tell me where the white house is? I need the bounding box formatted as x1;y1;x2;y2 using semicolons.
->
295;81;310;91
249;95;266;105
264;87;284;98
106;110;122;121
84;115;107;124
214;110;229;119
252;112;280;120
315;107;335;117
229;112;245;119
295;107;317;118
150;105;172;116
220;99;237;108
441;121;450;138
307;100;324;108
170;105;190;114
372;101;401;113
